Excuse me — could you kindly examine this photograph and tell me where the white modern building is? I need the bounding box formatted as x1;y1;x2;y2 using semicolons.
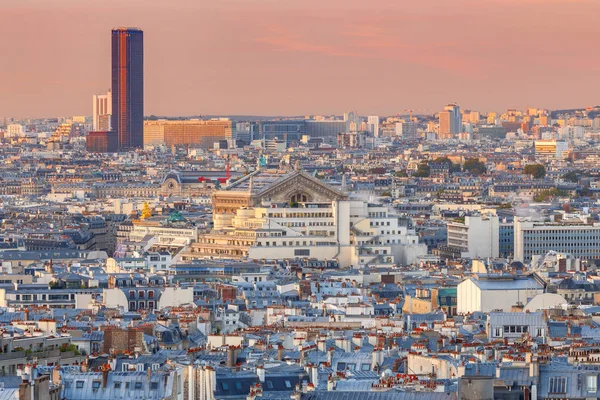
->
92;89;112;131
368;115;380;137
457;274;545;314
514;215;600;263
446;214;499;259
6;124;24;137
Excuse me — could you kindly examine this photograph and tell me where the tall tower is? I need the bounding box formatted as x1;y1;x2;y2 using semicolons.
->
438;104;461;139
367;116;380;137
111;27;144;150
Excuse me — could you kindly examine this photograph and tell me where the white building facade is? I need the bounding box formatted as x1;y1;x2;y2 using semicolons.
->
447;214;499;259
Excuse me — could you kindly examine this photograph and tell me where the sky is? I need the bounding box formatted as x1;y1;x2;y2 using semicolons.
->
1;0;599;118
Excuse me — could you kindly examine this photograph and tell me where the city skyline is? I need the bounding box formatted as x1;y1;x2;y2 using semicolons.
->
2;0;600;118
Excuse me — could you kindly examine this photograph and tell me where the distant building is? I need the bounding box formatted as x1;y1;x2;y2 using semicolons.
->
143;119;235;149
259;120;305;143
6;124;24;137
446;214;499;259
367;116;380;137
86;131;118;153
111;27;144;150
514;216;600;263
305;120;346;146
535;139;569;160
93;89;112;131
395;121;418;139
477;126;507;140
439;104;461;139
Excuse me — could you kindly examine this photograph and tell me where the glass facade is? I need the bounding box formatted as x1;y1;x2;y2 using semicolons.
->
111;28;144;150
259;120;305;143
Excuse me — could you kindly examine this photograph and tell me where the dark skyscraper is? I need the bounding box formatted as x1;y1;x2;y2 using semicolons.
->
111;27;144;150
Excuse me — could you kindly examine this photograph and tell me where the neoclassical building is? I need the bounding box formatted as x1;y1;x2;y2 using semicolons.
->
211;167;347;214
180;167;427;268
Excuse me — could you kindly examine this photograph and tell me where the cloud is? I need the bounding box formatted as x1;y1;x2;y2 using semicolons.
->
254;24;364;58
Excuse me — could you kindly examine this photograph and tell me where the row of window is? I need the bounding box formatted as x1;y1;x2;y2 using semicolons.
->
128;290;155;298
70;380;159;391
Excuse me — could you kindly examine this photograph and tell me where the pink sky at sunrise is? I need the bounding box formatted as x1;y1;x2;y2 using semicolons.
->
1;0;599;118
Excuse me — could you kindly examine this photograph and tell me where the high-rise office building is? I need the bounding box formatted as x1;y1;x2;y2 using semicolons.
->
93;89;112;131
438;104;461;139
367;116;380;137
111;27;144;150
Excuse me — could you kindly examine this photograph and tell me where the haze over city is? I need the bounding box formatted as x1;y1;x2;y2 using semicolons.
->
2;0;600;118
5;1;600;400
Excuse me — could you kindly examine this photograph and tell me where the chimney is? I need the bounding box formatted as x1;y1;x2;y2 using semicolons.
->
52;365;62;386
367;334;378;347
327;348;334;364
277;346;285;361
372;347;384;371
317;340;327;352
351;335;362;348
327;376;335;391
147;367;152;382
102;367;109;389
257;365;265;383
529;357;539;379
310;365;318;388
227;346;235;368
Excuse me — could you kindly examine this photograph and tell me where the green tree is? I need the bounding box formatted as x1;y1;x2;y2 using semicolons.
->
395;170;408;177
523;164;546;179
562;170;580;183
412;162;430;177
463;158;487;176
533;188;567;202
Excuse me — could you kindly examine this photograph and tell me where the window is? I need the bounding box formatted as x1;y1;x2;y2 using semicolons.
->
549;376;567;394
134;382;143;390
285;380;292;389
92;381;101;390
151;382;159;390
267;381;274;389
588;375;598;393
236;382;242;390
221;382;229;390
76;381;84;389
361;364;371;371
114;382;121;389
494;328;502;337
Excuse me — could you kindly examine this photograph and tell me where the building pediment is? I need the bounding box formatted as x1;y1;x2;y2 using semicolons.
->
254;171;347;203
